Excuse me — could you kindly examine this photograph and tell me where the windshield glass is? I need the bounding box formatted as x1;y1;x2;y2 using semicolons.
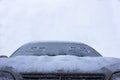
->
10;42;102;57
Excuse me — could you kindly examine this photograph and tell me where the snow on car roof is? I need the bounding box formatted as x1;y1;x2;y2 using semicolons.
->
0;55;120;73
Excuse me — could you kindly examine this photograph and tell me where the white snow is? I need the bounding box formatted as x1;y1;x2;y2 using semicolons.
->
0;55;120;73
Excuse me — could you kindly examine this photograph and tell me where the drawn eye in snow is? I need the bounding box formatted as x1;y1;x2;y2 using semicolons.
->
31;46;38;50
69;46;88;53
30;46;46;51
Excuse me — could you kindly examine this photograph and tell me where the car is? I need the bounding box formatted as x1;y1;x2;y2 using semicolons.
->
0;41;120;80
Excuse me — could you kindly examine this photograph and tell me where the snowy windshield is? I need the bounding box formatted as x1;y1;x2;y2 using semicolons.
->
10;42;102;57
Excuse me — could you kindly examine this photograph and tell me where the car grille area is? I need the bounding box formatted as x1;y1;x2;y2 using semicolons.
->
21;73;105;80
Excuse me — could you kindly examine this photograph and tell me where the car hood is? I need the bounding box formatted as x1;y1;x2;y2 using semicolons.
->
0;55;120;73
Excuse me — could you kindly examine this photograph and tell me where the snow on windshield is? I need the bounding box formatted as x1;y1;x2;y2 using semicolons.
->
10;42;101;57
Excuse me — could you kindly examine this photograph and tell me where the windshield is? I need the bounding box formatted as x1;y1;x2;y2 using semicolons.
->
10;42;102;57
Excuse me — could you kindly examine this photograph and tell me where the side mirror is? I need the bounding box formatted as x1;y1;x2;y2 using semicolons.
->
0;55;8;58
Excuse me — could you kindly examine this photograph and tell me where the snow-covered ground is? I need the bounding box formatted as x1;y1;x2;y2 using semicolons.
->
0;0;120;57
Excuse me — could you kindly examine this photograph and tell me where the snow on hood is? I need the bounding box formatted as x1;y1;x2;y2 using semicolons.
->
0;55;120;73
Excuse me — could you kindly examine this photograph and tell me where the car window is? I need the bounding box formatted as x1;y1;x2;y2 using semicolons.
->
10;42;102;57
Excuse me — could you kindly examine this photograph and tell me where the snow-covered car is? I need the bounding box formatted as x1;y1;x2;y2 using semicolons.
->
0;42;120;80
